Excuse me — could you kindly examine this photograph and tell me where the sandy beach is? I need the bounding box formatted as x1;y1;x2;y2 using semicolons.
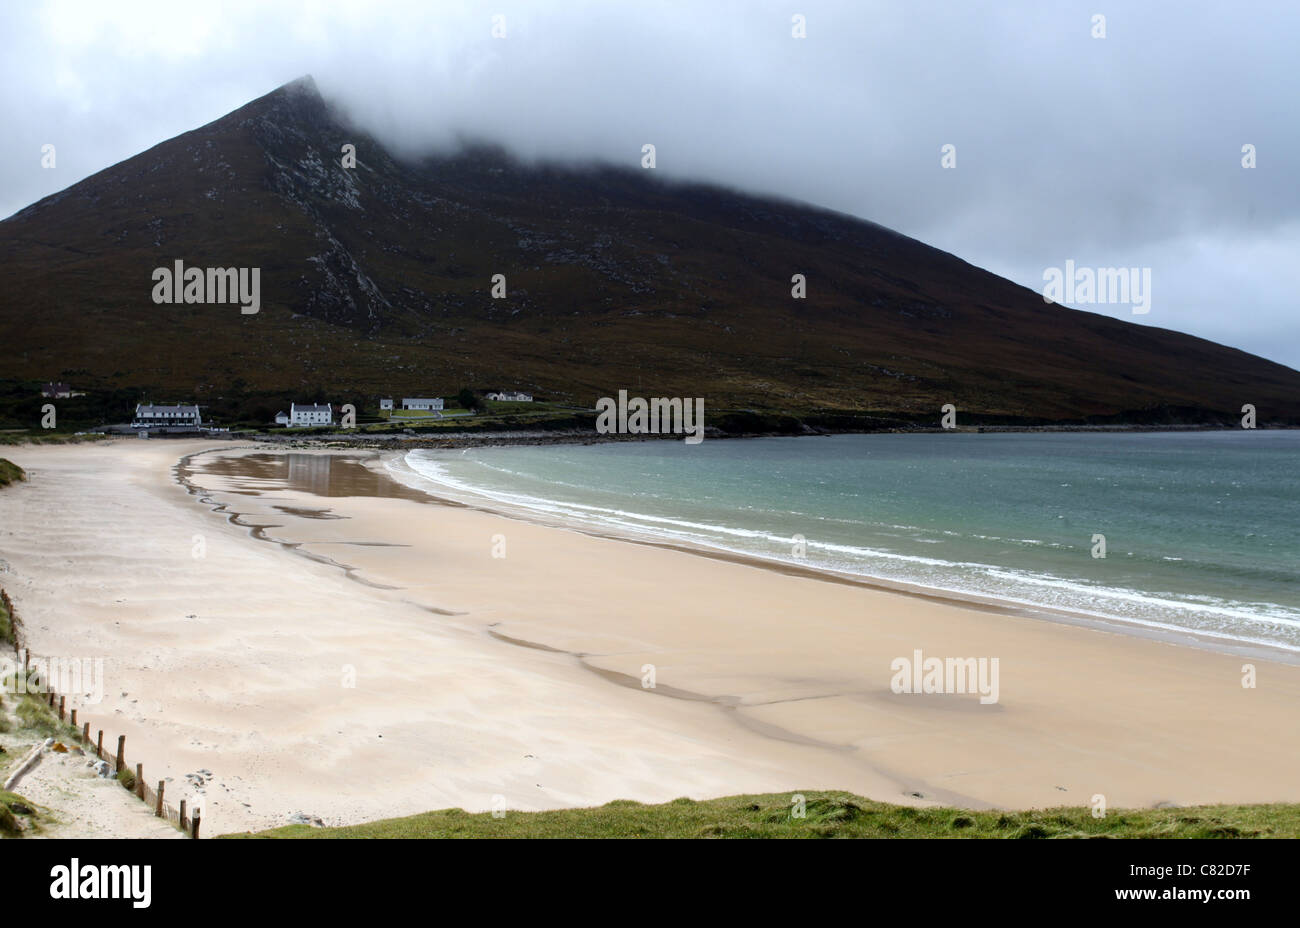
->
1;439;1298;836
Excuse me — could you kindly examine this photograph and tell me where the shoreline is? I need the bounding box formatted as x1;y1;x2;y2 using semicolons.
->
376;447;1300;668
183;448;968;765
3;439;1300;832
179;445;1300;809
68;418;1297;458
223;419;1300;451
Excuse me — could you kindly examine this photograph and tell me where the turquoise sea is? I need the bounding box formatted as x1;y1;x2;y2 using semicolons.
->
398;432;1300;652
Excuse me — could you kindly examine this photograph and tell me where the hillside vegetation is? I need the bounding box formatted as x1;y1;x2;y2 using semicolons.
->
3;77;1298;426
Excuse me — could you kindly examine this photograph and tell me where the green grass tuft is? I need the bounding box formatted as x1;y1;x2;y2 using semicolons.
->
13;690;79;741
0;458;24;488
0;594;13;648
0;790;41;838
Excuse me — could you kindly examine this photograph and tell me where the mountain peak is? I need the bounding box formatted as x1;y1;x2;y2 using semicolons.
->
278;74;320;99
2;78;1298;423
255;73;326;112
227;73;336;138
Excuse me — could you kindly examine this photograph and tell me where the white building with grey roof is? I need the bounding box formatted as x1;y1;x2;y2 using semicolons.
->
287;403;333;426
401;397;444;410
132;404;202;428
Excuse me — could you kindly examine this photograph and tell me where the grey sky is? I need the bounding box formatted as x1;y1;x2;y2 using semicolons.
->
3;0;1296;367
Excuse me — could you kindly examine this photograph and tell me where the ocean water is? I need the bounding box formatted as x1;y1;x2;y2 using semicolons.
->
398;432;1300;652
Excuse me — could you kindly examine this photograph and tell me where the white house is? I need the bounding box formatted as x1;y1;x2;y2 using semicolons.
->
401;397;444;411
487;391;533;402
288;402;333;427
133;404;201;428
379;398;394;411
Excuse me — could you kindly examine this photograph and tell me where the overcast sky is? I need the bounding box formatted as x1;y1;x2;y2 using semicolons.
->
3;0;1297;368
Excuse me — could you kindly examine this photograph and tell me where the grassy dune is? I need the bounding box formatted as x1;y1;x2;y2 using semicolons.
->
0;591;13;648
0;667;61;837
229;791;1300;839
0;433;106;446
0;458;24;488
0;789;42;838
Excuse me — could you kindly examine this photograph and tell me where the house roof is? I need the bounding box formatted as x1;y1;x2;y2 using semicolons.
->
135;404;199;415
291;403;331;413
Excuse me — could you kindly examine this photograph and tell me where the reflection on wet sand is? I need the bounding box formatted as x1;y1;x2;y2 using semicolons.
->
194;452;434;502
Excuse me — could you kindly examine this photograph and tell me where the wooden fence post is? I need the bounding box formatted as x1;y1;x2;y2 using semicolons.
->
179;799;187;830
83;722;90;743
97;729;103;759
115;734;125;773
156;781;165;817
191;811;201;839
59;696;65;720
70;708;77;729
135;763;144;798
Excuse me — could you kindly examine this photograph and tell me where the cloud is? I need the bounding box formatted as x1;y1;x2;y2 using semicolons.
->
2;0;1295;366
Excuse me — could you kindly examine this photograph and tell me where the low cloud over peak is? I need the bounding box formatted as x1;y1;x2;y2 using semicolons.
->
3;0;1297;366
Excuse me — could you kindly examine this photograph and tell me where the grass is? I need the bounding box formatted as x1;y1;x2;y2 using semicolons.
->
16;695;64;738
0;789;43;837
8;683;80;742
227;791;1300;839
0;458;24;488
0;591;13;648
0;432;105;446
0;664;60;838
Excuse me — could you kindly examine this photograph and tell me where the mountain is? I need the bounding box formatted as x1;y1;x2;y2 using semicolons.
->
1;75;1297;425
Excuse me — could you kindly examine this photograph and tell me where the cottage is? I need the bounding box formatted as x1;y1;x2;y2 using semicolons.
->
132;404;202;428
379;398;394;411
288;403;333;427
41;382;73;398
401;397;444;411
487;391;533;402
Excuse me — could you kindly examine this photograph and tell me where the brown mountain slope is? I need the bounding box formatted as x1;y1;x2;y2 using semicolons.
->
1;76;1296;423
